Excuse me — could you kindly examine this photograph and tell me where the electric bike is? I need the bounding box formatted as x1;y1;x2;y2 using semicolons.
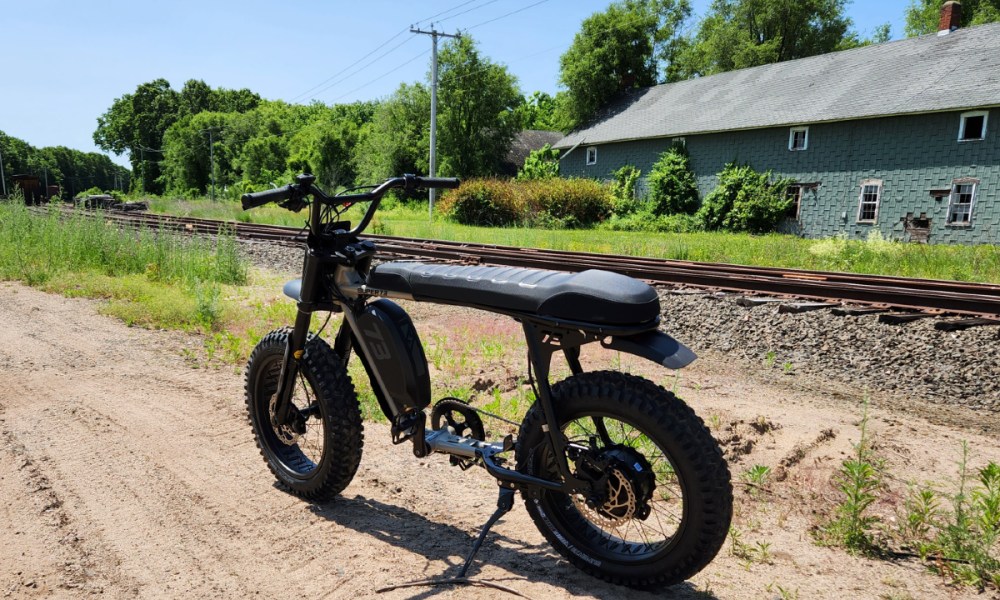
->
242;174;732;590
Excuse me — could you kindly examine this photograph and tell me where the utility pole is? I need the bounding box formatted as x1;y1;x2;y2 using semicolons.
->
208;129;216;202
0;146;6;196
411;25;460;219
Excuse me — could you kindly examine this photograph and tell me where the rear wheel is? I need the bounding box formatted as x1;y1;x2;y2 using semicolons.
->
516;371;732;589
245;328;363;501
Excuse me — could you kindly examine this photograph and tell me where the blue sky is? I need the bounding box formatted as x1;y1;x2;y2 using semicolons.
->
2;0;908;167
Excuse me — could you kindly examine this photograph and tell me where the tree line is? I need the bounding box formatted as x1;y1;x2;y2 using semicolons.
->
0;130;129;198
85;0;999;199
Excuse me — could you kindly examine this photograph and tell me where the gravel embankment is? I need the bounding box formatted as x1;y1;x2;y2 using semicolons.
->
659;290;1000;410
239;240;1000;410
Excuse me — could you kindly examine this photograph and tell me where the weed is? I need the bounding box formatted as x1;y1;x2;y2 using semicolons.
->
743;464;772;497
819;398;884;555
765;350;777;368
707;413;722;432
729;527;773;568
764;582;799;600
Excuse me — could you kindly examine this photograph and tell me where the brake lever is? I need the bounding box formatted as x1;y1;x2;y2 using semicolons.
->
279;197;308;212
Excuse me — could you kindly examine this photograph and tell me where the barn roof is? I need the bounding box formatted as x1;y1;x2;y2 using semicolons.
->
555;23;1000;148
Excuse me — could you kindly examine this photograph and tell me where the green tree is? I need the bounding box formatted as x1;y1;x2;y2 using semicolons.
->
558;0;691;129
94;78;179;194
516;91;571;132
647;145;699;215
287;116;363;190
355;84;431;184
697;163;792;233
516;144;561;181
1;131;128;198
437;35;522;178
670;0;856;80
905;0;1000;35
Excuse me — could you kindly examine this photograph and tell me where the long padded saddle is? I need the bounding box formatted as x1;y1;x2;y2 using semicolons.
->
366;261;660;326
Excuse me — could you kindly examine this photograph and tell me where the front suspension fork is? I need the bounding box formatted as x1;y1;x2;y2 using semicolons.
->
272;307;313;432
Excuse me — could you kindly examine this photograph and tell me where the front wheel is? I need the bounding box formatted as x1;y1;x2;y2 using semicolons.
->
245;328;363;501
516;371;732;589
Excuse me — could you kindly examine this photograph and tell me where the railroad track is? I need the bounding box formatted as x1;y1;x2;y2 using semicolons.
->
36;206;1000;321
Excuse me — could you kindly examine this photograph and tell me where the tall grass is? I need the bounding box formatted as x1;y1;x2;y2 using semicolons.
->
0;201;247;331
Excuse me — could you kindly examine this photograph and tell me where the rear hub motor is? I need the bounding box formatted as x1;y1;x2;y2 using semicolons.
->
576;446;656;527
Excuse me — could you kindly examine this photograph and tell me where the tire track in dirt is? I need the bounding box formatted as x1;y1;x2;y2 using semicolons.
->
2;282;997;599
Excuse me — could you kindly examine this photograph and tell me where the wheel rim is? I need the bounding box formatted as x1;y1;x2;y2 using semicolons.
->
541;413;686;563
255;355;327;479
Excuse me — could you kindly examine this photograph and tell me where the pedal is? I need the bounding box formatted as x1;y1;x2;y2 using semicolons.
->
391;410;428;458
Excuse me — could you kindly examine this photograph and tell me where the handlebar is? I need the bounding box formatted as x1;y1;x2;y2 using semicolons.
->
240;173;460;238
240;185;295;210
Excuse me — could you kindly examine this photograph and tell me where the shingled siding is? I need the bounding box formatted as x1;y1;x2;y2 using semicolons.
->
559;109;1000;244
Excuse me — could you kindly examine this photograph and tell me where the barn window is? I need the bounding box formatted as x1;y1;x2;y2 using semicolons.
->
786;185;804;219
586;147;597;165
856;180;882;223
959;111;988;141
788;126;809;151
947;179;978;225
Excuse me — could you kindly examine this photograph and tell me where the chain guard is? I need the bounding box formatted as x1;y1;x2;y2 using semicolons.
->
431;398;486;469
431;397;486;440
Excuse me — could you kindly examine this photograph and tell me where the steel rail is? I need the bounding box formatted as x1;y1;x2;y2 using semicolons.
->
36;206;1000;317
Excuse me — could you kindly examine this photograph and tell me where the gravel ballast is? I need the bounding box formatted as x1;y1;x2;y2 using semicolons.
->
658;290;1000;410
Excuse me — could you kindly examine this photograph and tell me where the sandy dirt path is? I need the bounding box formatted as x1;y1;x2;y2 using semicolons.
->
1;281;997;599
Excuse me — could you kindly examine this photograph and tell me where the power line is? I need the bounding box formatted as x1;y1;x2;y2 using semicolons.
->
330;50;430;102
432;0;501;25
308;35;419;102
412;0;483;27
289;27;410;103
467;0;552;30
292;0;503;104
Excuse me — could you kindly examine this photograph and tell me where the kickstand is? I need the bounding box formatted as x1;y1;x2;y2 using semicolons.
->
459;485;516;577
376;486;529;598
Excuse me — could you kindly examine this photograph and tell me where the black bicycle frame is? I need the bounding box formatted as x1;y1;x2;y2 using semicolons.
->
259;175;676;499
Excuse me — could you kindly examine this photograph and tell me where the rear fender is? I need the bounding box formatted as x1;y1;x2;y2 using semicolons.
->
602;330;696;370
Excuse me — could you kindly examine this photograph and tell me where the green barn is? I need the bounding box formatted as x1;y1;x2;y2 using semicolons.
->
555;11;999;244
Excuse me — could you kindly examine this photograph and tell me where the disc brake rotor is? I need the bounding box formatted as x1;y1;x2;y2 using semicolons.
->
269;394;300;446
573;466;638;528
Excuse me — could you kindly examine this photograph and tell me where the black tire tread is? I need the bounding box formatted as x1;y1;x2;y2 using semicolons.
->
245;327;364;501
516;370;732;589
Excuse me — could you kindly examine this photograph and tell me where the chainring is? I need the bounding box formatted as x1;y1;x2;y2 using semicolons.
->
430;397;486;440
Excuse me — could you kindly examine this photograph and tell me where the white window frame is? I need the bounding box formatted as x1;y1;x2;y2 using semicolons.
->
585;146;597;165
788;126;809;151
946;178;978;226
856;179;882;224
958;111;988;142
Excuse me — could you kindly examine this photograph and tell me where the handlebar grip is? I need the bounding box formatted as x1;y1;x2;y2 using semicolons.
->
415;177;461;189
241;185;293;210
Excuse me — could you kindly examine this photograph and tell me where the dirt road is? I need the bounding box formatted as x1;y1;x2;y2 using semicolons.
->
1;281;997;599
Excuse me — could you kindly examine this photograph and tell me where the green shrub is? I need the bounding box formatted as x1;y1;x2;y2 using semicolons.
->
516;144;560;181
647;145;699;216
609;165;642;215
440;178;611;228
522;178;611;227
698;163;793;233
438;179;523;226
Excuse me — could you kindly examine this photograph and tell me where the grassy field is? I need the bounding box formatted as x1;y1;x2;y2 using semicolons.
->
147;195;1000;284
